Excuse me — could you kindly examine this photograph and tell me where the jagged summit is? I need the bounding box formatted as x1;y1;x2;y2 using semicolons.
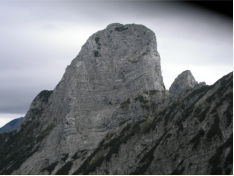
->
169;70;198;96
74;23;165;93
3;23;167;174
0;24;232;175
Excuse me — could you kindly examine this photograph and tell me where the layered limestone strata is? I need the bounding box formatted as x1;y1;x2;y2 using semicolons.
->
0;23;232;175
2;23;166;174
169;70;206;101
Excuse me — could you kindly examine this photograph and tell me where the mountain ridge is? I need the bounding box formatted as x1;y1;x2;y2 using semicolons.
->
0;23;232;175
0;117;23;133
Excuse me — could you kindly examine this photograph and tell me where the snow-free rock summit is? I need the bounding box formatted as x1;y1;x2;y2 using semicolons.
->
0;23;232;175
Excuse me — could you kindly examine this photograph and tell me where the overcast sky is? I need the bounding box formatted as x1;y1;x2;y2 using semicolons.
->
0;1;232;128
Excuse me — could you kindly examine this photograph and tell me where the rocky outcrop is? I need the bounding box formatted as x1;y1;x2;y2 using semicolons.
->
169;70;207;101
0;23;232;175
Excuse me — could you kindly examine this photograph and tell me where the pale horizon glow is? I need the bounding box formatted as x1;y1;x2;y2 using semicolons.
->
0;114;25;128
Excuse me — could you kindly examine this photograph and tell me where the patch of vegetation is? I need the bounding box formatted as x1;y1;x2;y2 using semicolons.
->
41;161;59;174
72;152;79;160
143;52;148;56
104;137;121;150
120;123;131;135
130;133;166;174
206;94;216;103
210;166;222;175
73;119;153;175
199;107;210;122
84;155;105;174
165;133;172;140
105;140;122;161
193;106;202;116
61;154;69;162
115;26;128;31
171;166;185;175
150;102;157;112
92;50;101;57
206;114;222;142
175;97;204;132
180;103;186;109
55;161;73;175
129;60;139;64
225;168;232;175
130;145;157;175
208;133;233;174
193;106;210;122
223;99;233;127
72;146;103;175
172;154;179;162
134;95;148;104
120;98;131;110
105;120;145;161
164;102;180;127
182;100;199;117
80;149;87;156
136;147;148;159
141;104;150;111
189;129;205;150
155;116;162;123
207;75;232;104
149;90;159;96
118;120;126;126
36;124;55;142
134;94;152;111
224;147;233;168
73;139;107;174
132;120;144;133
0;119;54;174
105;132;114;141
73;120;146;175
37;90;53;103
140;119;156;134
30;108;44;119
94;36;101;45
186;85;212;100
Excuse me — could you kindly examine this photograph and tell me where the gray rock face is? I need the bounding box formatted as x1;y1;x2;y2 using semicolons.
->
1;23;166;175
169;70;198;96
0;23;232;175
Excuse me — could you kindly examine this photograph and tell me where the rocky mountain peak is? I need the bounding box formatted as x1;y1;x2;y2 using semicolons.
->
169;70;198;97
0;24;232;175
72;23;165;94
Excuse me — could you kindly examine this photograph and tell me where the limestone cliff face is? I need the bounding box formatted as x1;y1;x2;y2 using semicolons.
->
169;70;198;95
0;23;165;175
0;23;232;175
169;70;207;102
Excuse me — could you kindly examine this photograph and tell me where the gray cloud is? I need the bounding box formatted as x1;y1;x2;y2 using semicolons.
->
0;1;232;119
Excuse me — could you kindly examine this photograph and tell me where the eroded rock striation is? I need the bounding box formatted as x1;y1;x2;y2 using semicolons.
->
0;23;232;175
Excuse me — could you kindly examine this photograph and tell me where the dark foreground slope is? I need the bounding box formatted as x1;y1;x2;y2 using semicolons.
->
0;90;53;174
70;72;233;175
0;72;232;175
